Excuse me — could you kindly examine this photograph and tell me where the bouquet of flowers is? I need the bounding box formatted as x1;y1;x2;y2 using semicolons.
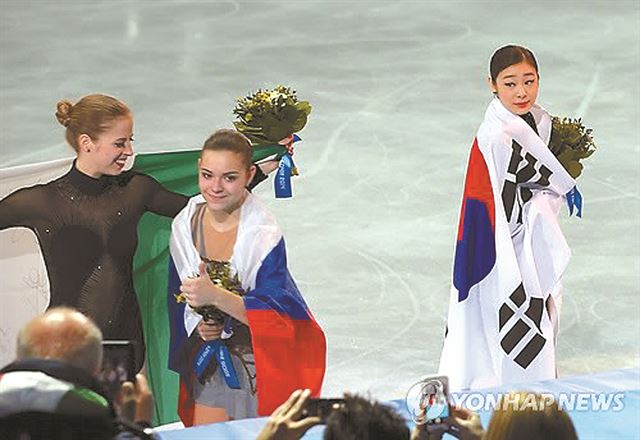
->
548;117;596;179
175;260;244;324
233;85;311;164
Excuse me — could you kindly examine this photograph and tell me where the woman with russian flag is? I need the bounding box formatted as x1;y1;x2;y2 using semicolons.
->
167;128;326;426
439;45;581;391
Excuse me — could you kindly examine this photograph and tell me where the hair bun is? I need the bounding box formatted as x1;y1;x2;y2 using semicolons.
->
55;100;74;127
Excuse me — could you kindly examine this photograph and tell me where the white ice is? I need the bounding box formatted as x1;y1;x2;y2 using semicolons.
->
0;0;638;401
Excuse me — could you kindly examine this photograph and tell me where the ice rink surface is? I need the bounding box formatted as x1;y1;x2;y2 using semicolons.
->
1;0;638;400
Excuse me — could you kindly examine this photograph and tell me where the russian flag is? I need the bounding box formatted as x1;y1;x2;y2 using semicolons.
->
243;238;326;416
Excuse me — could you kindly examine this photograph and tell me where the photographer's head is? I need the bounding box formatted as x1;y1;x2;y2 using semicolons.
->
324;394;409;440
17;307;103;375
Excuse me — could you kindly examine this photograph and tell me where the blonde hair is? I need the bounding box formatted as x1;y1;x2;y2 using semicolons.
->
55;94;131;151
484;392;578;440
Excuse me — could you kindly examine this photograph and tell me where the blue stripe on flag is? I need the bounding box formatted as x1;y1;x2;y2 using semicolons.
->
453;199;496;302
243;238;312;320
168;257;189;375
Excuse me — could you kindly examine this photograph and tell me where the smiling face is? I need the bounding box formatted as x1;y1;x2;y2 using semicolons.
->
78;116;134;177
490;61;539;115
198;149;256;215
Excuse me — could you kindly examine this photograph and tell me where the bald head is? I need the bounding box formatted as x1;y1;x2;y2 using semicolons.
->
17;307;103;374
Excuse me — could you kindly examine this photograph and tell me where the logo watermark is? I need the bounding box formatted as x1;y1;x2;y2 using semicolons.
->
448;391;626;413
405;376;450;424
405;380;626;425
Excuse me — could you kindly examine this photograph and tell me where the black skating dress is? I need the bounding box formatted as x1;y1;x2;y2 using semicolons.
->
0;163;267;370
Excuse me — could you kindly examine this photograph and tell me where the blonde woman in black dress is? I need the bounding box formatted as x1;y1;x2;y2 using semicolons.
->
0;94;269;371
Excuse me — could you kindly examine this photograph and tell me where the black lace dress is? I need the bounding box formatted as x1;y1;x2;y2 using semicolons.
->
0;164;267;371
0;165;189;370
0;164;266;369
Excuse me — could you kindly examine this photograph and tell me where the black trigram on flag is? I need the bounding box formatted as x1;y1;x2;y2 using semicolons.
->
501;141;553;224
499;283;547;369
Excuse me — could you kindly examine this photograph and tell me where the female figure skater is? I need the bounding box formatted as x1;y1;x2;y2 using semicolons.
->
439;45;578;390
0;94;270;371
168;129;326;426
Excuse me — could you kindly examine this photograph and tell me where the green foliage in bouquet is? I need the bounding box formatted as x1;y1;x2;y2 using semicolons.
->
549;117;596;179
175;260;244;324
233;85;312;147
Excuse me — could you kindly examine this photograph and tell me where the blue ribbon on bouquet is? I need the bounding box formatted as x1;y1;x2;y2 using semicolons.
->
194;337;241;389
566;186;583;218
274;134;302;199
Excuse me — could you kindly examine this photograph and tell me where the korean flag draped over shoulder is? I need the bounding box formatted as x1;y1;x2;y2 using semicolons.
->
168;192;326;421
439;98;575;391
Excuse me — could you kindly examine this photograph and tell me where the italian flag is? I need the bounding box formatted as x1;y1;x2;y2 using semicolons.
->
132;149;201;424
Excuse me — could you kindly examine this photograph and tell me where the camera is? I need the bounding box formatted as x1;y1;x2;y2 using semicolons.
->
98;340;136;400
301;398;346;423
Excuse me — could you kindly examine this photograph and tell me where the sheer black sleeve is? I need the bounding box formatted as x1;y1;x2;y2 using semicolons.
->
0;185;47;230
134;173;189;218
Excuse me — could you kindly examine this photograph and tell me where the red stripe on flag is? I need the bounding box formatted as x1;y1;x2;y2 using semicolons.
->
457;138;495;241
247;309;327;415
178;378;195;427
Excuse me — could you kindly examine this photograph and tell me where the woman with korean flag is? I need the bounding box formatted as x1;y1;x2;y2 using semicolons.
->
439;45;592;391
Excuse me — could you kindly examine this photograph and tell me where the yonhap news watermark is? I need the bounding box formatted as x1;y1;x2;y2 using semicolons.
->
447;391;626;412
404;376;627;424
